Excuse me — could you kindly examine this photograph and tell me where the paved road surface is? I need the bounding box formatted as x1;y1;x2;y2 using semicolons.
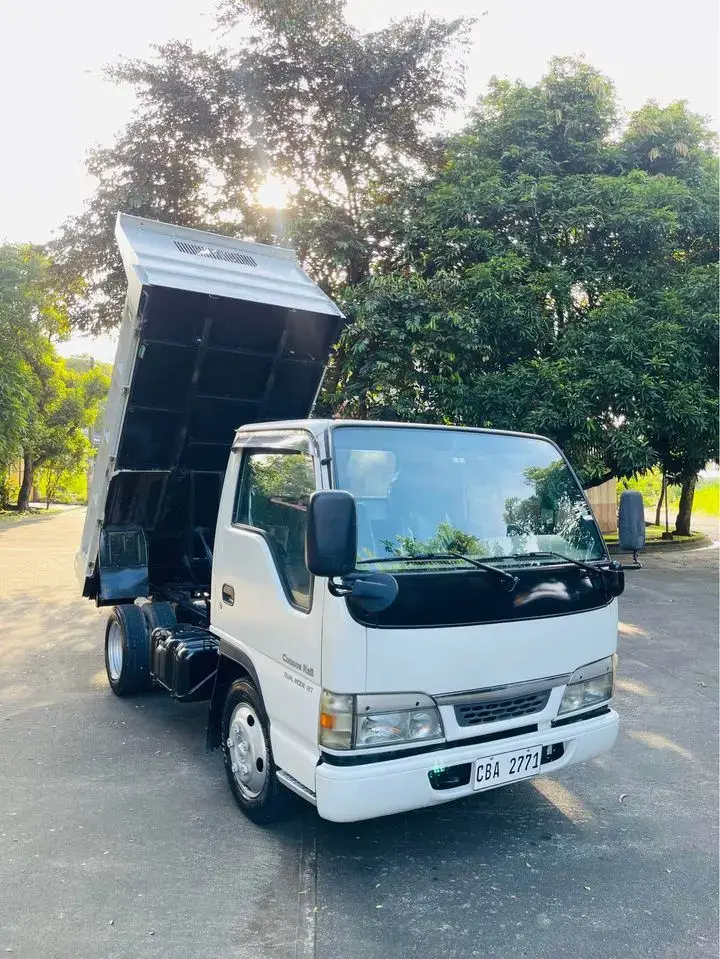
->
0;509;717;959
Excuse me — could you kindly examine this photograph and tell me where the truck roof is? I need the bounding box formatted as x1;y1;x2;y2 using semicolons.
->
233;419;547;443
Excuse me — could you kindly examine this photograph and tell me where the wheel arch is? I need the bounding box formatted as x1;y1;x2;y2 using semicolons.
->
206;642;263;750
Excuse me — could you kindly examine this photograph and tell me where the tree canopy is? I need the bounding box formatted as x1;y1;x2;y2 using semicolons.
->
15;346;109;510
49;13;718;531
53;1;472;333
0;245;74;473
0;243;109;510
324;59;718;531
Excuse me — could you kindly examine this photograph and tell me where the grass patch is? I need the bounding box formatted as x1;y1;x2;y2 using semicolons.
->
604;525;706;546
0;507;60;523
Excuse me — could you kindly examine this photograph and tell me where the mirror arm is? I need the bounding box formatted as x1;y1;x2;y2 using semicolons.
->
614;550;642;570
328;576;354;597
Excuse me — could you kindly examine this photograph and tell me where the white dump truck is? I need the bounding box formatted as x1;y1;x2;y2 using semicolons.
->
77;214;636;824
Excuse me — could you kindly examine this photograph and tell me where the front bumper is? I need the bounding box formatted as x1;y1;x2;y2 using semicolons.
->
315;708;618;822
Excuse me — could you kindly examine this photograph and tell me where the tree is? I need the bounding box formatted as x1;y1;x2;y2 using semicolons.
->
640;266;719;533
52;43;251;334
622;99;718;180
16;350;109;511
53;1;472;333
0;244;75;485
0;245;100;511
53;41;719;531
39;431;90;509
325;61;719;532
380;521;487;560
219;0;471;289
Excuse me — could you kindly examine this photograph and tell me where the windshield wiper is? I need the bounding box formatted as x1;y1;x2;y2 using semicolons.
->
358;552;519;592
505;550;605;580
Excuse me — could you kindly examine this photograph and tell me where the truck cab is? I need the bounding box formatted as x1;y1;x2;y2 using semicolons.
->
77;214;623;824
209;419;621;822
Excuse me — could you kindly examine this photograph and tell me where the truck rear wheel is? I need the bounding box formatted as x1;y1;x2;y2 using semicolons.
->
221;679;294;825
105;604;153;697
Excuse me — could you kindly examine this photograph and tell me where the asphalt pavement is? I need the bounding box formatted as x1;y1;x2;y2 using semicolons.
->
0;509;717;959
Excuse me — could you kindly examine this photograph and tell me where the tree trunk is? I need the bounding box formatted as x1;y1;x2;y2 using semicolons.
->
674;473;697;536
316;343;347;414
654;474;666;527
17;450;34;511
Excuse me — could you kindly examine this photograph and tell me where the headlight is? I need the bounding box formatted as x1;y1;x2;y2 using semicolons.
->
356;707;443;748
319;690;444;750
558;655;616;715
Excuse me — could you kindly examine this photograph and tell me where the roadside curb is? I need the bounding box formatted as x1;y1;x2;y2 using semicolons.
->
607;533;713;555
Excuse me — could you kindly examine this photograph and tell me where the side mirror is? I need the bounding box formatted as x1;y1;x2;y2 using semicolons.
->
618;489;645;567
305;490;357;578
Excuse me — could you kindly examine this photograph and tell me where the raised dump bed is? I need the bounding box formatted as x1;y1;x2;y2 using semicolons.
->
76;214;344;606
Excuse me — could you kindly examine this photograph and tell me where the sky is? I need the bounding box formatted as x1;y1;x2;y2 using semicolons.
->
2;0;717;361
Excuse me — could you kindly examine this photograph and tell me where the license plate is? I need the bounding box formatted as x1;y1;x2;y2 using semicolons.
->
473;745;542;791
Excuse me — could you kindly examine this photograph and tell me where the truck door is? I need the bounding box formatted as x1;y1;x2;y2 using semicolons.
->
211;431;323;790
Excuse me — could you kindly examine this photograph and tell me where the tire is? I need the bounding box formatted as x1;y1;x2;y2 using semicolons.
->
140;600;176;634
104;604;153;697
221;679;295;825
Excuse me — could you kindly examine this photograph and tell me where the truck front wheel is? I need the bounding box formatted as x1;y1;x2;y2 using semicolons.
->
221;679;294;825
104;604;153;697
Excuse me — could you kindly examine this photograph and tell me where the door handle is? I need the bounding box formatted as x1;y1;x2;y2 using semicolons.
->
222;583;235;606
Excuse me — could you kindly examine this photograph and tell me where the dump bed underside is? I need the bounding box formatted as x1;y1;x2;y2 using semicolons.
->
106;286;341;593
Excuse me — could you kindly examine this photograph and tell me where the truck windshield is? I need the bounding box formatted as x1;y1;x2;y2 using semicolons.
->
331;426;605;568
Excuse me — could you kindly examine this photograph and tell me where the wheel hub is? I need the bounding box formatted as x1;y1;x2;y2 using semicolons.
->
227;703;268;799
107;621;123;681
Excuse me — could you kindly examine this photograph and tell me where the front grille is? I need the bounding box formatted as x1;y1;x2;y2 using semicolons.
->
454;690;551;727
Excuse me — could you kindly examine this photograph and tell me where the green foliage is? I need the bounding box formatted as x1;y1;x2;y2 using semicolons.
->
0;244;77;474
693;478;720;519
37;430;90;507
381;521;488;559
246;452;315;505
15;347;109;510
622;100;718;179
619;469;679;508
467;57;619;177
63;354;112;378
52;42;243;334
622;473;719;522
328;61;719;510
43;36;718;535
53;1;472;332
503;462;599;554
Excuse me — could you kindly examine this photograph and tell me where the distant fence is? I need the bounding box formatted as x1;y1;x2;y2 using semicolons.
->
6;461;40;503
586;479;617;534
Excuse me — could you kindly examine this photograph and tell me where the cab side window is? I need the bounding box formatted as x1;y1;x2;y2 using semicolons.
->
234;450;316;609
